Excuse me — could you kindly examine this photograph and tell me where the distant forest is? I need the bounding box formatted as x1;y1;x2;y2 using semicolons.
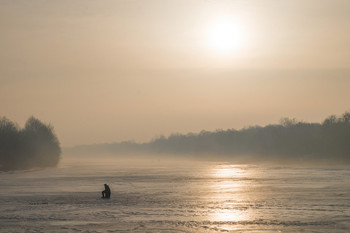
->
0;117;61;171
68;111;350;164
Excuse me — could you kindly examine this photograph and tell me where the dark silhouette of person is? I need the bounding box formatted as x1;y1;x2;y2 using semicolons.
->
102;184;111;198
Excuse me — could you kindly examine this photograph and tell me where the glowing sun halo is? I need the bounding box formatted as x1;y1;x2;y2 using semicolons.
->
206;18;246;54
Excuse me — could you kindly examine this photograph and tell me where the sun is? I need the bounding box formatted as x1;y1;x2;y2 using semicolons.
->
206;17;246;54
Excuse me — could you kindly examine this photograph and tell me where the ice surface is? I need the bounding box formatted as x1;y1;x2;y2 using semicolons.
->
1;157;350;232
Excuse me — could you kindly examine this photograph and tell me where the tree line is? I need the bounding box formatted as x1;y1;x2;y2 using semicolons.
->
147;112;350;163
67;111;350;164
0;116;61;171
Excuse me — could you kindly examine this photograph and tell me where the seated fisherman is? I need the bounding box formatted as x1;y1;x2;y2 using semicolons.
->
102;184;111;198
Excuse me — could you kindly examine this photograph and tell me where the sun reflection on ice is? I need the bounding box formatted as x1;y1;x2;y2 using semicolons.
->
212;165;246;178
209;165;251;223
213;208;248;222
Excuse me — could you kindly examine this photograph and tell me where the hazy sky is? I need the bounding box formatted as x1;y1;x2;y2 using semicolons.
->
1;0;350;146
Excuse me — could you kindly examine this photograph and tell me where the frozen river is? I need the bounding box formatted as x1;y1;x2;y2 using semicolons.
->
1;157;350;232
